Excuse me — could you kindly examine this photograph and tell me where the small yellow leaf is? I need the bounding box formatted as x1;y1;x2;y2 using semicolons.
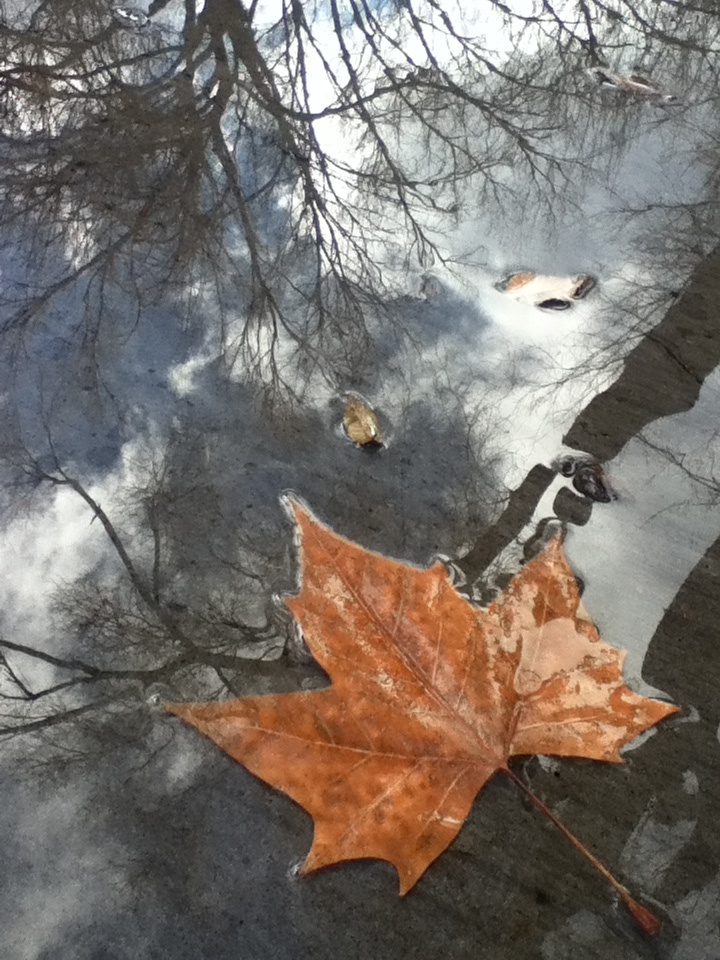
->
343;395;383;448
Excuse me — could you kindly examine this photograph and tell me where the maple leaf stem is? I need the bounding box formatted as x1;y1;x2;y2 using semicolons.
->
502;767;661;937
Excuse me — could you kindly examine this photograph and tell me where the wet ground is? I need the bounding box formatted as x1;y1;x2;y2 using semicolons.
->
1;2;720;958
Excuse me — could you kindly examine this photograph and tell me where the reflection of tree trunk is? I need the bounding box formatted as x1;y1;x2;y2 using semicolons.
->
643;527;720;711
564;243;720;459
460;464;555;583
460;243;720;582
0;631;324;737
639;526;720;903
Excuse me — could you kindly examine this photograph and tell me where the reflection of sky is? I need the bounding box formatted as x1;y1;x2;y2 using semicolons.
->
1;3;720;958
564;370;720;691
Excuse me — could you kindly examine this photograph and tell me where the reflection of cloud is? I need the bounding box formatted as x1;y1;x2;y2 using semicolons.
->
168;348;217;397
620;803;696;895
673;872;720;960
0;776;130;960
0;488;107;669
541;909;646;959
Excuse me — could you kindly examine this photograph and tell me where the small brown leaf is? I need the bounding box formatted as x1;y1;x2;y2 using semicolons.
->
503;271;536;291
498;272;595;307
342;395;383;448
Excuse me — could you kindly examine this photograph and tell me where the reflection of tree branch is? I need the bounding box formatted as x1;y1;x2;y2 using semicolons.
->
43;460;276;651
0;436;325;743
0;702;105;738
7;0;675;383
637;434;719;499
0;635;319;715
147;503;163;605
458;464;556;585
0;649;35;700
2;226;134;338
0;637;106;678
32;460;162;618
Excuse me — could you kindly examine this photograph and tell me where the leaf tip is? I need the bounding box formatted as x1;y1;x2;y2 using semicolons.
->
280;492;323;541
162;700;185;718
642;698;681;732
279;490;304;521
397;877;414;897
162;702;206;730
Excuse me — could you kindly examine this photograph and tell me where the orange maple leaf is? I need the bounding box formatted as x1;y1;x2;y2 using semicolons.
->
166;499;677;915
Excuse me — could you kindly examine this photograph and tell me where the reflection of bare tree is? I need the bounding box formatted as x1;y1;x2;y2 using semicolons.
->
0;441;322;767
0;0;537;383
3;0;718;390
